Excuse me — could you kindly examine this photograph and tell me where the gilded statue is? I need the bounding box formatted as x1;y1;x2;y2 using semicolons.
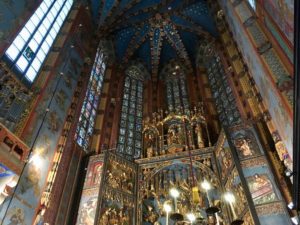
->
167;128;179;145
99;209;110;225
195;124;205;148
146;133;154;158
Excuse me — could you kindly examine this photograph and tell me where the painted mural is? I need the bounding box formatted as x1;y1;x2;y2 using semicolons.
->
0;164;18;222
231;129;262;160
219;0;293;159
241;157;291;225
76;155;104;225
247;173;275;205
241;157;279;205
0;0;39;53
76;189;99;225
263;0;294;44
0;47;83;224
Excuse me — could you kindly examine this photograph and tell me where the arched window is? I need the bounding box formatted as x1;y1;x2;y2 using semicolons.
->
166;71;189;113
117;67;144;160
75;48;106;150
4;0;73;84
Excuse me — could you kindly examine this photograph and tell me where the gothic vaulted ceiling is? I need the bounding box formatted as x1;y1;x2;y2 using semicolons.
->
92;0;218;80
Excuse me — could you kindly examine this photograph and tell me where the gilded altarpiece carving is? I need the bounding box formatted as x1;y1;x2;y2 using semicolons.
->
96;152;138;225
136;149;228;225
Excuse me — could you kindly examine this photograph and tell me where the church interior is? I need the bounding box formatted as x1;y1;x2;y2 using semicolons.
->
0;0;297;224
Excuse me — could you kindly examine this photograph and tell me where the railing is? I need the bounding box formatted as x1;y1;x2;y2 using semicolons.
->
0;123;30;174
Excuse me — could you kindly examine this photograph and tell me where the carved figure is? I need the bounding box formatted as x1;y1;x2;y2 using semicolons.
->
99;209;110;225
167;128;178;145
187;130;194;149
220;149;232;171
146;133;154;158
195;124;205;148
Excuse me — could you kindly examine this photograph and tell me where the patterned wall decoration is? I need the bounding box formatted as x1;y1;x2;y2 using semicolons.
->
76;155;104;225
0;63;33;133
263;16;293;62
218;0;293;158
1;47;83;224
263;0;294;44
94;0;217;79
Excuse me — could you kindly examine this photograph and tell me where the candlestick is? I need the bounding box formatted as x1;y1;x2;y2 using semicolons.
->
164;203;171;225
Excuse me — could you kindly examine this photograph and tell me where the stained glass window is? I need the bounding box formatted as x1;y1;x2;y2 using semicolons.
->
117;69;144;160
207;56;241;126
4;0;73;83
166;72;189;113
247;0;256;10
75;49;106;150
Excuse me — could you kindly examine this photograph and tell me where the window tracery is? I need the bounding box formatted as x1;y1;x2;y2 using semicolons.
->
166;71;190;113
4;0;73;84
75;49;106;150
117;67;144;160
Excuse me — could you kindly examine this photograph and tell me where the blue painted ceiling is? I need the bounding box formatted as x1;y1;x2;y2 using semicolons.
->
92;0;218;79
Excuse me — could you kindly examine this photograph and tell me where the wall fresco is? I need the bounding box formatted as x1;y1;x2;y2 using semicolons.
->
219;0;293;158
263;0;294;44
0;163;18;221
1;48;83;224
241;157;291;225
264;16;293;62
76;188;99;225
